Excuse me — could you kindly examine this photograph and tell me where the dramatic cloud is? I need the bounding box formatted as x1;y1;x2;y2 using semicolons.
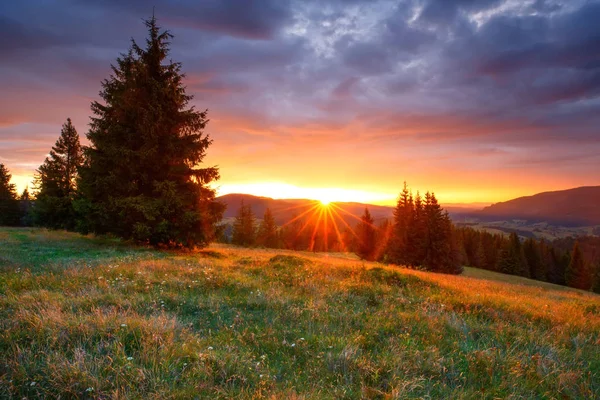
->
0;0;599;203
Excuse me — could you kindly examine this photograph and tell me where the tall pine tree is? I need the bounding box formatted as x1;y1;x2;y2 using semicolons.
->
388;182;412;265
257;207;278;248
0;164;20;226
34;118;83;230
356;207;376;260
565;242;591;290
232;201;256;247
77;17;224;247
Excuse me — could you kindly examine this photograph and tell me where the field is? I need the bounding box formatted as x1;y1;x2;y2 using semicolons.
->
1;228;599;399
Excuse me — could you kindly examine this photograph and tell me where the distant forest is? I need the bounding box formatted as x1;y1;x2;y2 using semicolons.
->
0;17;598;293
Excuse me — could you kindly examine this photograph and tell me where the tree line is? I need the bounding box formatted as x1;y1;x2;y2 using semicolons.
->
0;17;223;248
223;184;599;291
0;16;597;291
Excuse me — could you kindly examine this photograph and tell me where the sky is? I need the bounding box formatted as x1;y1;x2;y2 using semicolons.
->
1;0;599;206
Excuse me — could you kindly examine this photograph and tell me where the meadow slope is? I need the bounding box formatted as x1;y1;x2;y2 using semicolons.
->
0;228;599;399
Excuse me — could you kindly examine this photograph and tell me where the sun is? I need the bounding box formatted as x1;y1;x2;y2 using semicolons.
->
319;199;331;206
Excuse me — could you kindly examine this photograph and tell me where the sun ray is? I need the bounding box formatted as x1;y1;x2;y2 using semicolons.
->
330;203;380;230
280;203;321;228
329;206;361;241
309;207;324;252
326;206;346;251
275;201;321;214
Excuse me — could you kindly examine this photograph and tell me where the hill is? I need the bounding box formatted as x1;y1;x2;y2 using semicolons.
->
478;186;600;226
218;193;394;225
1;228;598;398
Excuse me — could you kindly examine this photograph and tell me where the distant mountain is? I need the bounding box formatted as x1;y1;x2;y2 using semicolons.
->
478;186;600;226
217;193;393;226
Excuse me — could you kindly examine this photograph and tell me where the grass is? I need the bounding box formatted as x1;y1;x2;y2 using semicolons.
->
1;228;599;399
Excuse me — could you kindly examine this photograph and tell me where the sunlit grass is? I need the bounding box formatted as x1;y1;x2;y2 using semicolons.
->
1;228;599;398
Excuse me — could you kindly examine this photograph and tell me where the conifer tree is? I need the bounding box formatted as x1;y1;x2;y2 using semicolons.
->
257;207;278;248
497;233;528;277
565;242;591;290
422;192;460;273
34;118;83;230
0;164;20;226
77;17;224;247
523;238;545;281
356;207;376;260
591;260;600;294
19;187;34;227
388;182;412;265
232;201;256;247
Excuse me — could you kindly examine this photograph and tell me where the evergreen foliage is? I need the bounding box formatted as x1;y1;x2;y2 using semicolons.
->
565;242;591;290
257;207;279;248
19;188;34;227
384;184;461;274
77;17;223;247
0;164;21;226
356;208;376;260
232;201;256;247
33;118;83;230
496;233;528;277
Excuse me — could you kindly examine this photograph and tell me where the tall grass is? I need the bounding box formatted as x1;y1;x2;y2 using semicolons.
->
1;228;598;398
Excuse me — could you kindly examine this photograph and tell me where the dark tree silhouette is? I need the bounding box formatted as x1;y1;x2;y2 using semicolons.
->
565;242;591;290
34;118;83;230
356;207;376;260
257;207;279;248
232;201;256;247
0;164;20;226
77;17;223;247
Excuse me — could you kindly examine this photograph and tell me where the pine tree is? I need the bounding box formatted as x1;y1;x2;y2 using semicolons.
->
388;182;412;265
77;17;224;247
356;207;376;260
19;187;34;227
0;164;20;226
34;118;83;230
496;233;528;277
591;259;600;294
421;192;460;273
523;238;545;281
257;207;278;248
232;201;256;247
565;242;591;290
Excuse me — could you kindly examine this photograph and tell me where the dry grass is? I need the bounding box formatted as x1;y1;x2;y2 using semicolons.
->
1;228;599;399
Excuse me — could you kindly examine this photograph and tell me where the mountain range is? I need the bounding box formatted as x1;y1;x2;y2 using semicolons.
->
218;186;600;229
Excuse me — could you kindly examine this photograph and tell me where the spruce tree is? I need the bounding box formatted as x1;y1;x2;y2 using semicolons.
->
356;207;376;260
565;242;591;290
232;201;256;247
388;182;412;265
591;260;600;294
523;238;545;281
77;17;224;247
257;207;278;248
34;118;83;230
19;187;34;227
496;233;528;277
0;164;20;226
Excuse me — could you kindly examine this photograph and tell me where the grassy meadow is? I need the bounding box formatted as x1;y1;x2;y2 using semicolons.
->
0;228;599;399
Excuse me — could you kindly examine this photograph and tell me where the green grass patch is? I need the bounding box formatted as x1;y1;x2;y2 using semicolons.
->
0;228;598;399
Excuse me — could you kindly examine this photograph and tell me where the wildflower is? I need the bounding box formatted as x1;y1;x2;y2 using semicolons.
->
127;357;133;361
30;382;36;386
291;343;296;347
86;387;94;392
121;324;127;327
207;346;214;350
